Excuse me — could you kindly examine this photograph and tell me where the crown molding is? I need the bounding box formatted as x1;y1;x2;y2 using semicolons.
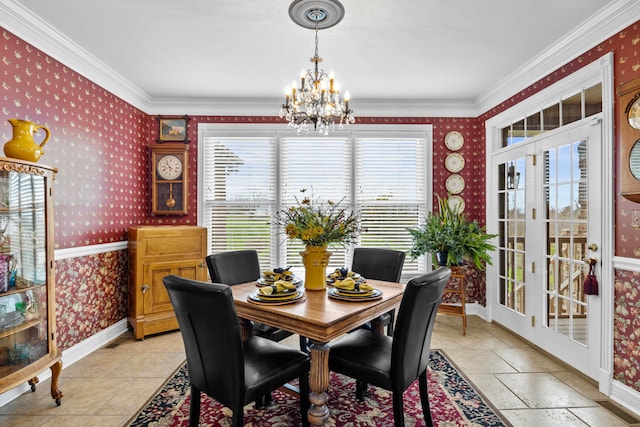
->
1;0;638;118
475;0;640;114
146;97;478;118
0;0;152;110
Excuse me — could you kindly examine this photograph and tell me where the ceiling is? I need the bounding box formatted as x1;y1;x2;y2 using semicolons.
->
1;0;632;115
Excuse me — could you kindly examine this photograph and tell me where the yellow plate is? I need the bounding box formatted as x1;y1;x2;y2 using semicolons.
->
328;288;382;301
248;290;305;305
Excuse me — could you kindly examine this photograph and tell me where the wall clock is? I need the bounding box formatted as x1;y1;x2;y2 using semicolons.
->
618;76;640;202
150;143;189;215
444;131;464;151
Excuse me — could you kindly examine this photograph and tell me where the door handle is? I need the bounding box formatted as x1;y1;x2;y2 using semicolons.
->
588;243;598;252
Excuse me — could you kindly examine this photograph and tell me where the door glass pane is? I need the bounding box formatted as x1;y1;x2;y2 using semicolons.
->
543;140;588;345
562;93;582;125
543;104;560;131
584;83;602;117
498;157;526;314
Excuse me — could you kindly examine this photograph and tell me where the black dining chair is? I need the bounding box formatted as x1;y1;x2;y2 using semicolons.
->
163;275;311;427
206;250;293;342
351;247;406;336
328;267;451;427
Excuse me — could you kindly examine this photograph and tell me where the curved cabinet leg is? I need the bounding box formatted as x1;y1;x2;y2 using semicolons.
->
50;360;63;406
28;376;39;392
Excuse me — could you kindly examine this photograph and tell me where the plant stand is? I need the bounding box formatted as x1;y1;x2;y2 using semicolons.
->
437;266;467;335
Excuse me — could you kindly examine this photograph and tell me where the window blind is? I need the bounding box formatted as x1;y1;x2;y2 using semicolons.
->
203;137;276;268
8;171;46;284
281;137;351;269
355;138;428;273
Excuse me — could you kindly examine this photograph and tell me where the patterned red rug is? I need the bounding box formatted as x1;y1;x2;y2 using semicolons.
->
129;350;510;426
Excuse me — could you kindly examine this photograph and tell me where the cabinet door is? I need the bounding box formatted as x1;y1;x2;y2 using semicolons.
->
0;166;54;378
142;259;203;315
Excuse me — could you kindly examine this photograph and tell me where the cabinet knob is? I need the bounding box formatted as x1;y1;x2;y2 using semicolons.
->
199;262;206;268
141;284;150;293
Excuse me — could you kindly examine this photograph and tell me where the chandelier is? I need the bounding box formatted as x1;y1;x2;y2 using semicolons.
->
279;0;355;136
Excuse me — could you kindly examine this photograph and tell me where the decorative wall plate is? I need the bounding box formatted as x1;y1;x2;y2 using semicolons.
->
445;153;465;173
445;174;465;194
448;195;465;212
445;131;464;151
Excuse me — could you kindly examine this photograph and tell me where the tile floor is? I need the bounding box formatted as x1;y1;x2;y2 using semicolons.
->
0;314;639;426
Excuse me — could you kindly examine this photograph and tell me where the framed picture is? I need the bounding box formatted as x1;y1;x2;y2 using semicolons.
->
158;117;189;142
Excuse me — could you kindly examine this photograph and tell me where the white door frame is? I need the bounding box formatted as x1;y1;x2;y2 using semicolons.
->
484;53;614;393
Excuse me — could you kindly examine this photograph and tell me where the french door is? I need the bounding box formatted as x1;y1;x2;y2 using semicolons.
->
490;119;602;379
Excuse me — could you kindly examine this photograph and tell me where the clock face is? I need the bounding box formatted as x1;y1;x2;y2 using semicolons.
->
157;155;183;180
628;95;640;130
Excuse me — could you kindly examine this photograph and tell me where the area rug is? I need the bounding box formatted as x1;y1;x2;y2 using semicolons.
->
129;350;510;426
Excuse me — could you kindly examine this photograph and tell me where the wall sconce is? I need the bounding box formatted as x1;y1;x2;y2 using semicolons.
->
507;162;521;189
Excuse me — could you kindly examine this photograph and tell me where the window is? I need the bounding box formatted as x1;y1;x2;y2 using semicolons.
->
199;125;432;279
501;83;602;147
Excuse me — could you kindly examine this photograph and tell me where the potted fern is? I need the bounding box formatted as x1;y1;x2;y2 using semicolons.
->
408;194;497;270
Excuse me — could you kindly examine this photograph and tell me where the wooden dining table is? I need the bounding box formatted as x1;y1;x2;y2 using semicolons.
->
230;279;405;427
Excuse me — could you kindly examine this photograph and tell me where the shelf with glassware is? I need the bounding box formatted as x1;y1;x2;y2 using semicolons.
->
0;157;62;405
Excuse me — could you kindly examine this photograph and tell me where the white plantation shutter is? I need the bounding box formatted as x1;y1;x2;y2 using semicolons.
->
355;137;428;274
281;137;352;269
202;137;276;268
200;125;432;280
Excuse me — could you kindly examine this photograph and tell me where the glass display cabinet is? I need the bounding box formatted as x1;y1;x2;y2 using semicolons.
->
0;157;61;405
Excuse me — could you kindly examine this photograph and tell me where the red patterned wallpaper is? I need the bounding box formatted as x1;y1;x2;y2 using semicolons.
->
55;250;127;349
613;269;640;391
0;28;153;249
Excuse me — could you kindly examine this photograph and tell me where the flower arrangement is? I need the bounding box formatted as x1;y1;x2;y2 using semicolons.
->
408;194;497;270
275;189;363;247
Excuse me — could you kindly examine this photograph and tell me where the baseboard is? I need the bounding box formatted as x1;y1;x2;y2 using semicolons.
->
0;319;129;407
465;302;488;319
611;379;640;418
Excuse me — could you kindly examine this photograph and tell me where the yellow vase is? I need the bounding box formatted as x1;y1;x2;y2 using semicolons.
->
4;118;51;163
300;245;332;291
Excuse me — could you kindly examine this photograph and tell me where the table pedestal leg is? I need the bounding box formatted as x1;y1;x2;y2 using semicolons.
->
239;318;253;340
370;317;385;334
308;341;330;427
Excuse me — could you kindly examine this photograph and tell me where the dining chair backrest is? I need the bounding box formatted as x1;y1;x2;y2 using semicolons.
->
390;267;451;392
206;250;261;285
163;274;310;426
163;274;244;409
205;249;294;343
351;247;406;282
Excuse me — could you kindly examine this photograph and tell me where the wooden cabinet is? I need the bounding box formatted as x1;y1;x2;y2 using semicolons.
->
128;226;207;339
0;157;62;405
